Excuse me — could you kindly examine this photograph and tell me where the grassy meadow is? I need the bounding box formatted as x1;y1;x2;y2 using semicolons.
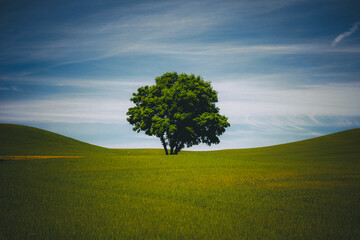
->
0;124;360;239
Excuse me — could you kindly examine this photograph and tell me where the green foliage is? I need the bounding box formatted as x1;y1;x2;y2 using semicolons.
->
0;126;360;239
127;72;230;155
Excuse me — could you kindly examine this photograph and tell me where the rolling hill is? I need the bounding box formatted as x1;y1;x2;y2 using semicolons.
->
0;123;359;157
0;123;359;239
214;128;360;158
0;124;106;156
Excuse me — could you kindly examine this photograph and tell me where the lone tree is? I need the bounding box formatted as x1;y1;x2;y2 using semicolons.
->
126;72;230;155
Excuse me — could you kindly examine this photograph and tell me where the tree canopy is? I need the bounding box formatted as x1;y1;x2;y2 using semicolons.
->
126;72;230;155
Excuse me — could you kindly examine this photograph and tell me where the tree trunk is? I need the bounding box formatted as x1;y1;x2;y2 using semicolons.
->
174;142;183;155
163;145;169;155
169;137;175;155
160;136;168;155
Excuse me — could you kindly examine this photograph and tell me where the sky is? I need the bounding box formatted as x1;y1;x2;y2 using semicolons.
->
0;0;360;150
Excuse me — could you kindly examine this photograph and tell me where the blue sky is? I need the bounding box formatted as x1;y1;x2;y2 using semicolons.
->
1;0;360;150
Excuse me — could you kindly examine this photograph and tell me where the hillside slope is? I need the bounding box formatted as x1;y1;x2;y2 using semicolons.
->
207;128;360;160
1;123;359;157
259;128;360;155
0;124;106;156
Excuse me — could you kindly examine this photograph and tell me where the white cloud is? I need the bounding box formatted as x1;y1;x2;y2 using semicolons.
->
214;81;360;125
1;78;359;132
332;22;360;47
0;75;152;92
1;77;359;150
0;98;132;124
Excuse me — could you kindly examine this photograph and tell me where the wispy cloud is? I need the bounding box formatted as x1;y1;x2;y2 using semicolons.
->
0;98;131;124
0;75;150;90
1;0;360;150
1;78;359;127
0;0;312;66
0;1;220;64
214;81;360;124
332;21;360;47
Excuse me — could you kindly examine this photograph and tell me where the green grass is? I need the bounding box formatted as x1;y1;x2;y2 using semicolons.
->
0;124;360;239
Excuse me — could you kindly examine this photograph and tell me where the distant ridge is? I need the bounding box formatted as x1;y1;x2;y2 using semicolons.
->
261;128;360;154
0;123;359;156
0;124;105;156
211;128;360;159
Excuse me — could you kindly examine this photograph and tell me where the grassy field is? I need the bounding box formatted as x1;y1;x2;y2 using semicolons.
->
1;124;360;239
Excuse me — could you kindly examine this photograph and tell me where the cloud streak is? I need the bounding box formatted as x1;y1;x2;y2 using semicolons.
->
0;98;131;124
1;79;360;127
332;22;360;47
0;0;320;66
1;0;360;150
214;81;360;124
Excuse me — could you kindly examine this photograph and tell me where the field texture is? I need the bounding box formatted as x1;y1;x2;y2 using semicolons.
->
0;124;360;239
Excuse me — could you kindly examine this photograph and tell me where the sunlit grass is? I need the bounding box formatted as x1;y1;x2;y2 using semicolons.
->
1;150;360;239
0;125;359;239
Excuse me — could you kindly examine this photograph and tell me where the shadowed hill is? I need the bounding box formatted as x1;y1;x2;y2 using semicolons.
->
0;123;359;157
256;128;360;155
0;124;107;156
211;128;360;160
264;128;360;154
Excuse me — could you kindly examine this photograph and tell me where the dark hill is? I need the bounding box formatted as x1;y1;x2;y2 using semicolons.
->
1;123;359;157
0;124;106;156
209;128;360;160
260;128;360;155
